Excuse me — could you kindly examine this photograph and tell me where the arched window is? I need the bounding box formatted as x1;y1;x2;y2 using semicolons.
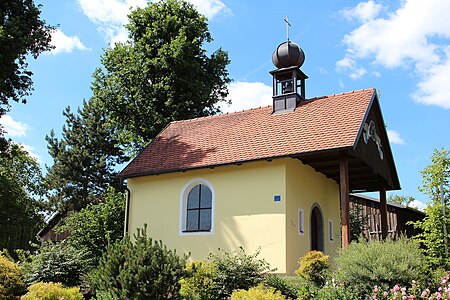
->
186;184;212;231
179;179;214;235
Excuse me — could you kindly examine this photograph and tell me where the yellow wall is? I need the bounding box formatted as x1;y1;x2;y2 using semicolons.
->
127;158;341;274
285;159;340;274
128;160;288;272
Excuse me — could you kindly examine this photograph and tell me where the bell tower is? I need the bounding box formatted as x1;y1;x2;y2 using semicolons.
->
270;40;308;113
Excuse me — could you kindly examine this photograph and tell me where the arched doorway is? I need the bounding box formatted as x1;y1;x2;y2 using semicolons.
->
310;204;324;252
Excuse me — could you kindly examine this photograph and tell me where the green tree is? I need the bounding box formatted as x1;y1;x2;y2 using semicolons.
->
58;187;125;264
45;98;127;211
388;194;416;207
411;148;450;269
92;0;231;153
0;0;55;116
0;142;44;253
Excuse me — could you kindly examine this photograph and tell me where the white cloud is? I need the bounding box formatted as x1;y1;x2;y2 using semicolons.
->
77;0;230;43
0;115;30;137
50;29;89;54
219;81;272;113
387;129;405;145
408;199;426;211
336;56;367;79
341;0;383;22
188;0;231;19
412;47;450;109
338;0;450;109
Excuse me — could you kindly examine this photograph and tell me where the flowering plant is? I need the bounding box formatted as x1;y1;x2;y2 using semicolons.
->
372;274;450;300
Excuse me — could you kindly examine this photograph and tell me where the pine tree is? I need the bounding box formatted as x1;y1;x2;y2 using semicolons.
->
45;98;127;211
89;225;187;299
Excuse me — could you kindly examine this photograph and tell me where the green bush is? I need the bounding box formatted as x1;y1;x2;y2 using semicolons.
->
58;187;125;265
332;238;427;298
207;247;273;299
230;285;286;300
295;250;329;287
0;254;26;299
89;225;187;299
21;282;83;300
264;275;299;299
180;260;218;300
23;242;92;287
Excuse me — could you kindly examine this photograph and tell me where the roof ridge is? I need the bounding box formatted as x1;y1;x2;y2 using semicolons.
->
306;88;374;101
171;105;272;124
171;88;375;124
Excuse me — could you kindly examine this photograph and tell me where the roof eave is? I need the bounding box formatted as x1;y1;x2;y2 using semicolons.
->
117;146;355;179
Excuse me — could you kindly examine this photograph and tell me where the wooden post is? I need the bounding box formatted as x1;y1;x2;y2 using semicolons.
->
340;153;350;247
379;186;388;239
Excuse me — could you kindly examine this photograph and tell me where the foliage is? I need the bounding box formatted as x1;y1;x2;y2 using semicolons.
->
58;187;125;264
332;238;427;298
88;225;187;299
388;194;416;207
0;141;44;253
0;254;26;299
230;285;286;300
0;0;55;116
295;251;330;287
349;204;368;241
179;260;218;300
410;148;450;270
372;274;450;299
45;98;127;211
92;0;231;153
314;281;360;300
23;242;92;287
21;282;83;300
207;247;273;299
264;275;300;299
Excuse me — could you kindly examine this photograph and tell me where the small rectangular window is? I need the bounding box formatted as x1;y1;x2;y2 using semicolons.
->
328;219;334;242
298;208;304;236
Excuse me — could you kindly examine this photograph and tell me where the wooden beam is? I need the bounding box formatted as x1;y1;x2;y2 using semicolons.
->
379;186;388;239
340;152;350;247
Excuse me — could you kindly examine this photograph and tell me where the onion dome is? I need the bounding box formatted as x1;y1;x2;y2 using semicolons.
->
272;41;305;69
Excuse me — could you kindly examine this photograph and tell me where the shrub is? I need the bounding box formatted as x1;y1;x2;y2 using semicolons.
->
332;238;427;298
180;260;218;300
207;247;273;299
23;242;92;287
372;274;450;299
21;282;83;300
58;187;125;265
0;254;26;299
295;250;329;287
264;275;299;299
88;225;187;299
230;285;286;300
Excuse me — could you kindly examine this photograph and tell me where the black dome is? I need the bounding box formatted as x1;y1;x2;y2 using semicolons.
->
272;41;305;69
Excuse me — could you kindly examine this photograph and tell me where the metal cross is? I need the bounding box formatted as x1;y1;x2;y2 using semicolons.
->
284;16;291;41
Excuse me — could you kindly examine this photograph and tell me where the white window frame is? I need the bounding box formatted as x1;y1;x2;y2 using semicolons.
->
328;219;334;243
298;208;305;236
179;178;215;236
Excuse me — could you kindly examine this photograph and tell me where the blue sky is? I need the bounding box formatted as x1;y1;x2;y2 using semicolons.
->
1;0;449;209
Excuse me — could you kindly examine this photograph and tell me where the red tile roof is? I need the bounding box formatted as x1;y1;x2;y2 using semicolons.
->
119;88;375;178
